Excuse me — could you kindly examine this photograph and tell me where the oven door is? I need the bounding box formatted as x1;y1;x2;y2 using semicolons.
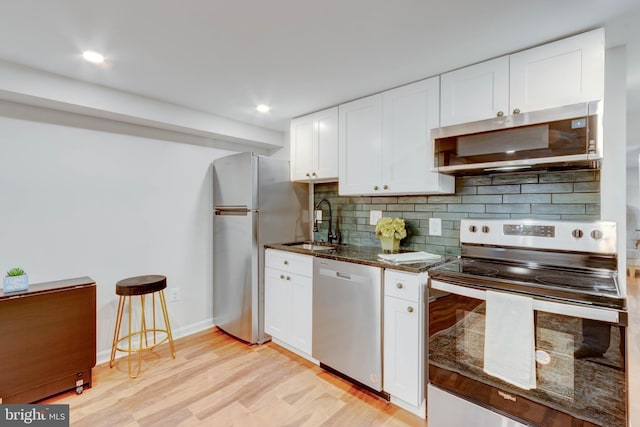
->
428;279;626;427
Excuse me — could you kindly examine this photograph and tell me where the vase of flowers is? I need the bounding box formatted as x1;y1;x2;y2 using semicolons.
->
375;217;407;253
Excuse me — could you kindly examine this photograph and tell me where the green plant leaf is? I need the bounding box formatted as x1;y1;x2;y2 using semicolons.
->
6;267;25;277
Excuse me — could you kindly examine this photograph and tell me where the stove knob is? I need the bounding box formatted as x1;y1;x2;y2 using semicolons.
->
469;225;477;233
591;229;603;240
482;225;490;233
572;229;584;239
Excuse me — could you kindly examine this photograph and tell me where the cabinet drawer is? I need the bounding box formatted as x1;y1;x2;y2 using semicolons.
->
265;249;313;277
384;270;422;302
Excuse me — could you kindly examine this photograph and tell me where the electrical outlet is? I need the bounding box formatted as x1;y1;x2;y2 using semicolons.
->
315;209;323;221
429;218;442;236
370;210;383;226
169;287;180;302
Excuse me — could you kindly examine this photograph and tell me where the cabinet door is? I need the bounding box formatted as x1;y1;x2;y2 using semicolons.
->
384;296;422;406
264;267;289;341
338;94;383;195
290;115;314;181
440;56;509;126
289;274;313;354
313;106;339;181
510;28;604;114
382;76;453;194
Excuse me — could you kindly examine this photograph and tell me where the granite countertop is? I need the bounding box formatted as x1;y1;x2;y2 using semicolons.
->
265;242;449;273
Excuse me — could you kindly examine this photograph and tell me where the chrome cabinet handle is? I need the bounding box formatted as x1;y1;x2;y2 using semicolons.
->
280;274;285;279
407;306;414;313
497;111;504;117
383;185;389;190
286;276;291;281
513;108;521;114
283;260;289;265
373;185;379;191
306;173;310;177
312;172;317;176
396;283;403;289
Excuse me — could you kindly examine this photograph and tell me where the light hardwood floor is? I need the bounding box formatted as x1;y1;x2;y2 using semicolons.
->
42;327;428;427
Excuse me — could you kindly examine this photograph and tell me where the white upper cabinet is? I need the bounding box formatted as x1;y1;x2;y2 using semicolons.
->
290;106;338;182
338;94;384;195
509;28;604;114
290;115;314;181
440;56;509;127
440;28;604;127
339;77;454;196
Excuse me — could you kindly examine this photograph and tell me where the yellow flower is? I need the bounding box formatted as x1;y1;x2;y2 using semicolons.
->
375;217;407;239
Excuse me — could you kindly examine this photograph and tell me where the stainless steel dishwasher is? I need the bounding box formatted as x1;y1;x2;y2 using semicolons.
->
312;257;383;392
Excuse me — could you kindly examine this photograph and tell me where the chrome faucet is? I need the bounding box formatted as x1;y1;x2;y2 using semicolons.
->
313;198;338;243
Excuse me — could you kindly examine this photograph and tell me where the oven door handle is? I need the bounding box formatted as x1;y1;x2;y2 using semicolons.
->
430;279;620;324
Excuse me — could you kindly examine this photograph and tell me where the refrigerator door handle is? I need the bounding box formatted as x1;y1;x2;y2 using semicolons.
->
214;207;255;216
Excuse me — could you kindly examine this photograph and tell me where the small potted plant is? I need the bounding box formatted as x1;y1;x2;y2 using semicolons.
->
375;217;407;253
3;267;29;293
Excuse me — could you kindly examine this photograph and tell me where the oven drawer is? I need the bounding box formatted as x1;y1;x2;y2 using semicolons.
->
384;270;421;302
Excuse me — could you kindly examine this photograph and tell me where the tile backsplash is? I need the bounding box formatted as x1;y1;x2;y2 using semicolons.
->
313;170;600;256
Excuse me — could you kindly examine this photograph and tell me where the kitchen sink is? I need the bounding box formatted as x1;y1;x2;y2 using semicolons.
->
283;241;340;251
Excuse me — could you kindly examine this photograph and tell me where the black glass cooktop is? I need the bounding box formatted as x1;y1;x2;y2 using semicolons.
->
429;258;623;309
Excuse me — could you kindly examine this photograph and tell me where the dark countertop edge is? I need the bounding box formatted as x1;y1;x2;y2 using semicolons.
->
265;243;449;273
0;276;95;299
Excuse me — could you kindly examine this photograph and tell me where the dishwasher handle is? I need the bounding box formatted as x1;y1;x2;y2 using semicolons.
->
336;272;351;280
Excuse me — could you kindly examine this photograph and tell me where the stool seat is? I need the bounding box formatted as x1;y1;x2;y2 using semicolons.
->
116;275;167;296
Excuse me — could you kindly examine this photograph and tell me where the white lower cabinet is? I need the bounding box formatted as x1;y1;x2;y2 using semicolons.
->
264;249;313;355
383;269;427;413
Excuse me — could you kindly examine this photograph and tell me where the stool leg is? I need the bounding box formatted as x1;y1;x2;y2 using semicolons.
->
129;295;147;378
152;292;157;345
110;296;125;368
159;290;176;358
127;295;135;378
141;294;149;349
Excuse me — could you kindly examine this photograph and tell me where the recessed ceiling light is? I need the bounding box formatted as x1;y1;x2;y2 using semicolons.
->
256;104;270;113
82;50;105;64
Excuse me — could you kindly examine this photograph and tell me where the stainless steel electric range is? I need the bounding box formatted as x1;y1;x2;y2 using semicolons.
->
427;219;626;427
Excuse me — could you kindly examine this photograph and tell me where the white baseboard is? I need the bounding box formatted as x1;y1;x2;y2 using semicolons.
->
96;318;215;365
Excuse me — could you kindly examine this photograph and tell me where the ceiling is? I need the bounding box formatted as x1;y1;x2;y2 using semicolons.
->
1;0;640;133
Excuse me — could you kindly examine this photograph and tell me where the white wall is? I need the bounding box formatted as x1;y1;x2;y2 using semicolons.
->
0;105;237;362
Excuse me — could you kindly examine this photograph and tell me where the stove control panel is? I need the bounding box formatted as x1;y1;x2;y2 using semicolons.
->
460;219;617;254
503;224;555;237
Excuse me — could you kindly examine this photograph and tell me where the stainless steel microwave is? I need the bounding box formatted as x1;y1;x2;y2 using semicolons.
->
433;100;602;175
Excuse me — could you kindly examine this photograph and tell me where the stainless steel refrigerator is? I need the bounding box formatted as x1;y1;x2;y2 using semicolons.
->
212;152;309;344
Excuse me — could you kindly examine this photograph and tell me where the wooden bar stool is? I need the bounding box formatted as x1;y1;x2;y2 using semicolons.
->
109;275;176;378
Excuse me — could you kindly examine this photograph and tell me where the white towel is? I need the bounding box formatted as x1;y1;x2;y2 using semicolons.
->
483;291;536;390
377;251;441;264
